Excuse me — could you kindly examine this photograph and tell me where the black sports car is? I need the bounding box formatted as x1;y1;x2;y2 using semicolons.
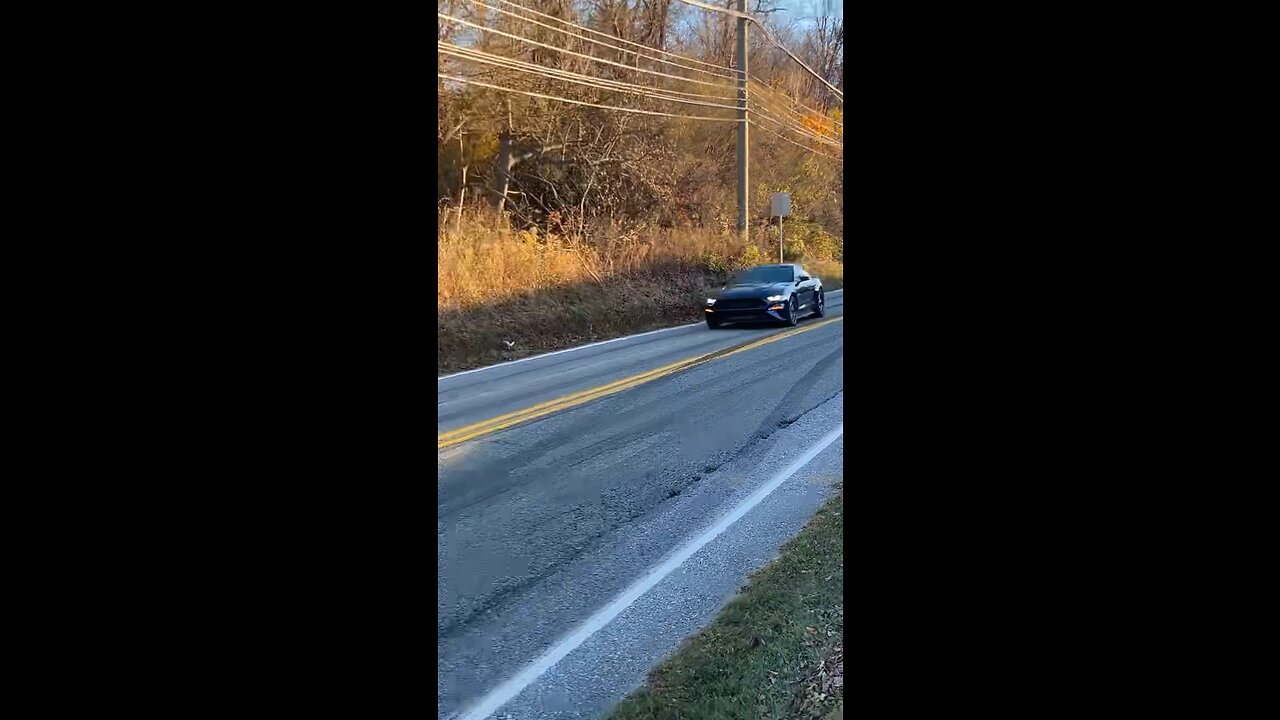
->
704;263;825;328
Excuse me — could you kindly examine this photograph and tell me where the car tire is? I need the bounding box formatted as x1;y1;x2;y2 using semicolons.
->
786;296;799;326
706;315;722;329
813;290;825;318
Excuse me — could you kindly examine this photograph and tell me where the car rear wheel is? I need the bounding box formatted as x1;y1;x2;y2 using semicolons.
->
813;290;825;318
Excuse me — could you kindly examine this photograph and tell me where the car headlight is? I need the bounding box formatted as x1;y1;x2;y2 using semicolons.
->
766;294;786;302
705;298;716;305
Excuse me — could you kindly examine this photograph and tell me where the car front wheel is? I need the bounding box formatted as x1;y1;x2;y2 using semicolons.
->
786;297;799;326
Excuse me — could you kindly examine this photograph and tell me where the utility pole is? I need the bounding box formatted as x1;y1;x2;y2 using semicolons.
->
736;0;749;244
778;215;784;263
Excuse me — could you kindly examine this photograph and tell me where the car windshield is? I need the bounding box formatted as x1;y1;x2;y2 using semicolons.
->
732;266;793;284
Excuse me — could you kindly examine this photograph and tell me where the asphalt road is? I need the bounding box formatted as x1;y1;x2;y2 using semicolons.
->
439;292;844;435
439;293;845;719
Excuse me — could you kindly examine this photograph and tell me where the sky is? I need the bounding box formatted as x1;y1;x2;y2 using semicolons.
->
749;0;842;33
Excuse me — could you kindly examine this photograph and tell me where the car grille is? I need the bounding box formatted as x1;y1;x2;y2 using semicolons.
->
716;298;767;310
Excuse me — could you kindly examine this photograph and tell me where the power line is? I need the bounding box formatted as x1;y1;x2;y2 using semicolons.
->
749;77;843;128
437;4;840;164
441;5;842;127
440;44;741;111
755;31;843;102
747;98;844;149
749;118;842;161
436;22;837;139
439;72;744;122
460;0;737;81
438;12;735;90
440;41;737;101
489;0;741;75
747;88;844;146
749;90;837;139
749;98;842;149
751;102;841;149
669;0;843;101
742;81;843;145
482;0;844;113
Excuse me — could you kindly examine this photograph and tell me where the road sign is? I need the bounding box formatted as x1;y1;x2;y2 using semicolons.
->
770;192;790;218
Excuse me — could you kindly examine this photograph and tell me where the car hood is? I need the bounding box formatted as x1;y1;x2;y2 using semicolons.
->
717;283;792;299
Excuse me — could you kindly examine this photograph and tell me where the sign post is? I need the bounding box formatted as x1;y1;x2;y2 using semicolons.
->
769;192;791;263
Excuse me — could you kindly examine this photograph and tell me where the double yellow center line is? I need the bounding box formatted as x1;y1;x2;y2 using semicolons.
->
438;316;843;449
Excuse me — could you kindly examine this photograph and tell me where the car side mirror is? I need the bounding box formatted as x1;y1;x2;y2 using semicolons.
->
799;275;810;282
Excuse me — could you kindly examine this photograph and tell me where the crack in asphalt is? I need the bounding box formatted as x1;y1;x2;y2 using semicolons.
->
439;331;844;637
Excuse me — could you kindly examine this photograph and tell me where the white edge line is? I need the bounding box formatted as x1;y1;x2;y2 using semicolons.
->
454;423;845;720
437;288;844;383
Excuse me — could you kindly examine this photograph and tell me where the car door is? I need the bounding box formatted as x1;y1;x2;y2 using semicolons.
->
795;266;814;309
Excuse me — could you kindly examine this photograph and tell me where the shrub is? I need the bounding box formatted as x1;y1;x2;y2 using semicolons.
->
700;251;732;275
782;237;805;261
782;220;842;261
806;229;842;261
736;244;766;268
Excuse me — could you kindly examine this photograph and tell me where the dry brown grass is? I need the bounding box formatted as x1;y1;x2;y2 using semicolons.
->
437;213;842;373
439;213;747;311
807;258;844;291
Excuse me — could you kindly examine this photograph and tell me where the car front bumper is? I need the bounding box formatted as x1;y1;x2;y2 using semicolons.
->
705;302;788;322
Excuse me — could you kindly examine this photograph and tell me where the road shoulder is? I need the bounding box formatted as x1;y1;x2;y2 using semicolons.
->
608;492;845;720
461;395;844;719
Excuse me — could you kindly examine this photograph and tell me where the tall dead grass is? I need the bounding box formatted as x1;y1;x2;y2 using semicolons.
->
439;213;747;310
437;211;843;373
806;258;844;291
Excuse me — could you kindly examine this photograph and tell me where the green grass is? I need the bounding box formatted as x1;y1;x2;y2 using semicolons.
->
608;494;844;720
